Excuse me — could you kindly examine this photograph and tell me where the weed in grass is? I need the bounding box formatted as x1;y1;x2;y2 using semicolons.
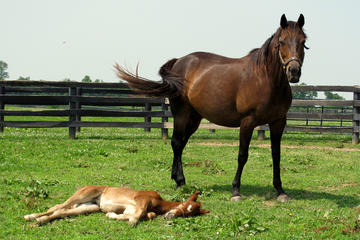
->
335;142;345;148
22;179;59;207
126;146;139;153
229;214;266;237
202;160;226;175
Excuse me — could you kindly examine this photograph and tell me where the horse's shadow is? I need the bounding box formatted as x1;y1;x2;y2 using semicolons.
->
208;184;359;208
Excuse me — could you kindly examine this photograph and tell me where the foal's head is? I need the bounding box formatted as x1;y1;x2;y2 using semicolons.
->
164;191;209;219
277;14;308;83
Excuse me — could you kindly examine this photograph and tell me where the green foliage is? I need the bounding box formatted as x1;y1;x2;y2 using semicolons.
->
324;91;345;100
17;76;30;81
0;60;9;80
81;75;92;82
292;83;318;99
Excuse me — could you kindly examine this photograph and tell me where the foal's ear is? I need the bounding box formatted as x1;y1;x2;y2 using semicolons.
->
280;14;288;29
189;191;200;201
297;14;305;28
200;209;210;215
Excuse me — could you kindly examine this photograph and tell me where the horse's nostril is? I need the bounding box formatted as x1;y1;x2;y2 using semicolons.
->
289;66;300;75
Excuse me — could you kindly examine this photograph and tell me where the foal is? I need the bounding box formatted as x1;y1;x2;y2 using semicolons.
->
24;185;209;226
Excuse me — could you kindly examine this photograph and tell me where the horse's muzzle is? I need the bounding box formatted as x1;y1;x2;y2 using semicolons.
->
286;63;301;83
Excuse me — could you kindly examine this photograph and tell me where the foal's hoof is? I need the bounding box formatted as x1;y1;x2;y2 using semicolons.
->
24;214;36;221
230;196;243;202
277;194;290;203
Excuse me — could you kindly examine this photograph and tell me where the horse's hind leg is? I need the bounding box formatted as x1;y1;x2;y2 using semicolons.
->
170;100;202;187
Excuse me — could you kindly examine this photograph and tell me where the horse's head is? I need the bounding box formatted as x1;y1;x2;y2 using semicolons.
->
164;191;210;219
278;14;308;83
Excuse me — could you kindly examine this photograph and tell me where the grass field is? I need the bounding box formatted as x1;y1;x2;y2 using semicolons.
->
0;125;359;239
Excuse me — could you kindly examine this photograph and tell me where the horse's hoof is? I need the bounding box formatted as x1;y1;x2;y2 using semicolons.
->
277;194;290;203
175;182;186;189
230;196;243;201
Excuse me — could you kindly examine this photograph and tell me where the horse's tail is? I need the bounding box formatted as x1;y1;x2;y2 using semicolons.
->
114;58;186;97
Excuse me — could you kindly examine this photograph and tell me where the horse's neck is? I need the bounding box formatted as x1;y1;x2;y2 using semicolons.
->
265;45;287;86
157;200;182;213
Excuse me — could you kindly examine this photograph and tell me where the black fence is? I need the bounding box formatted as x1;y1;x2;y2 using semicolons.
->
0;81;359;144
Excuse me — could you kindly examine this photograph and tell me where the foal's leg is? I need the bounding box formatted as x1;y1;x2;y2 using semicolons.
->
37;204;100;225
269;118;289;202
170;101;202;187
24;186;105;221
106;197;152;226
231;117;255;201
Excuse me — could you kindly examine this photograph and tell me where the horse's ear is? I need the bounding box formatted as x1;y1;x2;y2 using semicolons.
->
200;209;210;215
189;191;200;202
297;14;305;28
280;14;288;29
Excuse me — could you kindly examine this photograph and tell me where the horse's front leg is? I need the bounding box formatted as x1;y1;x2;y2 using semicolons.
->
231;118;255;201
269;118;289;202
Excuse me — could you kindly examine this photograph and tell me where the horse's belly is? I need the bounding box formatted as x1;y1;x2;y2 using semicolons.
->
99;193;137;213
192;104;243;127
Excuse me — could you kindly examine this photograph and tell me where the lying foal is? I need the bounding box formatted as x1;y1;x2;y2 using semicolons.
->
24;185;209;226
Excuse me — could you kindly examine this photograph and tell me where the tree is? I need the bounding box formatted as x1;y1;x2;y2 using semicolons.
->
81;75;92;83
0;61;9;80
17;76;30;81
292;83;318;99
324;91;345;100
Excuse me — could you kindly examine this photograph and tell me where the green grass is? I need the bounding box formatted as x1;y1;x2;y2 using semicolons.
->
0;126;359;239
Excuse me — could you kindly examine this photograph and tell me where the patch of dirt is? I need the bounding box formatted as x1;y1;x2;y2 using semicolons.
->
184;161;203;167
319;183;359;191
263;201;276;207
313;226;330;233
194;142;360;152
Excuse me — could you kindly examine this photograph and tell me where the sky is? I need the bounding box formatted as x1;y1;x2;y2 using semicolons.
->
2;0;360;98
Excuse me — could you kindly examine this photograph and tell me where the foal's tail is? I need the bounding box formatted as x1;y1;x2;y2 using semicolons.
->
114;58;186;97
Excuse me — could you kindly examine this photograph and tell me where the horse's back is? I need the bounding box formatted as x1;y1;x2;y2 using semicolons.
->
171;52;254;127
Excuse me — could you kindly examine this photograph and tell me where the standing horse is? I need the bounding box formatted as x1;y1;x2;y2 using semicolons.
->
115;14;307;202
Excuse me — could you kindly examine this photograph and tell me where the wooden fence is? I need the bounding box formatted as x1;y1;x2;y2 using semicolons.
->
0;81;359;144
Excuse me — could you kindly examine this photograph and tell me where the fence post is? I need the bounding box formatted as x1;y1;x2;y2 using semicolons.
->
0;86;4;133
144;102;151;132
76;87;82;133
353;86;360;144
69;87;76;139
161;98;169;139
257;127;265;140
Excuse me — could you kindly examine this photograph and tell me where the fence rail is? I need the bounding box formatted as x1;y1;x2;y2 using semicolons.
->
0;81;359;144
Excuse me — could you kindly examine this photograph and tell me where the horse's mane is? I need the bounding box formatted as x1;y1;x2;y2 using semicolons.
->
248;31;278;66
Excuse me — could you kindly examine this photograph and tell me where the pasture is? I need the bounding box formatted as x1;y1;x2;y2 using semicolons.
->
0;125;359;239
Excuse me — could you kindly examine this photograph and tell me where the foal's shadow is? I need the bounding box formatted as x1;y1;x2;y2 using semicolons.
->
208;184;359;208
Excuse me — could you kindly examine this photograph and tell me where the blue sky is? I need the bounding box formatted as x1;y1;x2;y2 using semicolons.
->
2;0;359;98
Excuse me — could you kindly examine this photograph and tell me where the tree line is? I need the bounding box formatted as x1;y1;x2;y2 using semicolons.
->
0;60;103;83
0;60;346;100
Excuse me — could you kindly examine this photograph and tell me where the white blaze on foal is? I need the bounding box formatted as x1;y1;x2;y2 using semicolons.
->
24;185;209;226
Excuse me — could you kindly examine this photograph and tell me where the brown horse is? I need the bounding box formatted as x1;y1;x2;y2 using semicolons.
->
115;14;307;202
